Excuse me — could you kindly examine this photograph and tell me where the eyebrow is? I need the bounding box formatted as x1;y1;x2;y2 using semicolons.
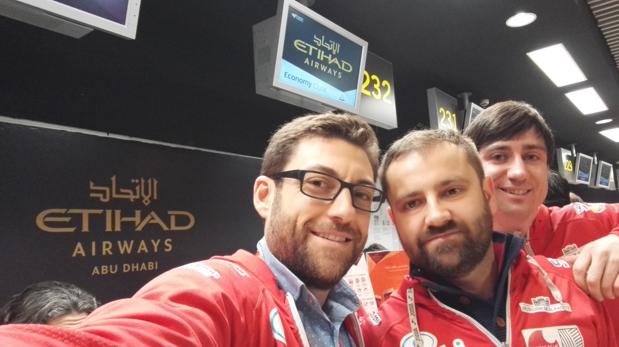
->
304;164;375;186
482;143;546;152
391;177;468;200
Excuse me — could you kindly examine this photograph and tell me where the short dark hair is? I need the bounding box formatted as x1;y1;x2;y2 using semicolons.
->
464;100;555;165
260;112;380;179
379;129;484;197
545;170;571;207
0;281;99;324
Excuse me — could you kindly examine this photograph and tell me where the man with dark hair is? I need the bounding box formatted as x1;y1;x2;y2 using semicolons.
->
545;170;571;207
464;100;619;333
362;129;616;346
0;112;383;346
0;281;99;327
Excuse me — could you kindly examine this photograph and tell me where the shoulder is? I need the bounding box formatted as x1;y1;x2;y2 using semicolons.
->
135;251;272;301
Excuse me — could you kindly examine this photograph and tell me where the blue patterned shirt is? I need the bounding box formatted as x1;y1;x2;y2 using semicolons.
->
257;238;360;347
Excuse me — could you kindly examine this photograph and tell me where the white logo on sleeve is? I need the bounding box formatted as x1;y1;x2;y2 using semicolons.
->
270;308;287;344
180;263;221;279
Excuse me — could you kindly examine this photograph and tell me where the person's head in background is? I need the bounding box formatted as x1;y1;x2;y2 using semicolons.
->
464;100;554;234
0;281;99;327
545;170;571;207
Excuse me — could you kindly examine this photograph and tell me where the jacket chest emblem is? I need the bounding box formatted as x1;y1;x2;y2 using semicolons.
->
519;296;572;314
522;325;583;347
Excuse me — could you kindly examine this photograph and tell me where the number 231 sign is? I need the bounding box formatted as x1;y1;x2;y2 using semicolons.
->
427;87;461;131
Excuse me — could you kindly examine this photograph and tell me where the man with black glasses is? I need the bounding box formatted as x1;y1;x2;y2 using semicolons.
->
0;112;383;347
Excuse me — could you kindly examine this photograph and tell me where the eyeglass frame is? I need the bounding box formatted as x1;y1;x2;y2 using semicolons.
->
269;169;385;213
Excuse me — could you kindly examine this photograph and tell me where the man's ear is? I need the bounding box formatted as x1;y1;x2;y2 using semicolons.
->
482;176;497;215
254;175;275;219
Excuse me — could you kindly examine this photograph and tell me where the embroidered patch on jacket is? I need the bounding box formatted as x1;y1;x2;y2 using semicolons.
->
180;263;221;279
547;258;570;268
400;332;437;347
269;308;287;344
561;244;579;257
215;260;251;278
522;325;584;347
519;296;572;313
572;202;606;215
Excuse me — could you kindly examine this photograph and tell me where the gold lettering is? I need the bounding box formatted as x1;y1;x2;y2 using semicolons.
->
72;242;86;257
169;211;195;231
137;240;149;253
150;239;160;252
102;241;113;255
136;211;169;231
105;210;114;232
36;209;75;232
117;240;134;254
66;209;103;232
164;238;173;252
114;210;141;232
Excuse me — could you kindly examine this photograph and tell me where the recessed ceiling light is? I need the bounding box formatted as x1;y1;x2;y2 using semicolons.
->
595;118;613;125
599;127;619;142
527;44;587;87
565;87;608;115
506;12;537;28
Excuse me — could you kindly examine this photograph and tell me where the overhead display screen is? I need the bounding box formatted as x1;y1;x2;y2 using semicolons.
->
53;0;128;24
427;87;463;132
274;2;367;113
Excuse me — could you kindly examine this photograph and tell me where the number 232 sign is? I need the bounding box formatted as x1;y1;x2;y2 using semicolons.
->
358;52;397;129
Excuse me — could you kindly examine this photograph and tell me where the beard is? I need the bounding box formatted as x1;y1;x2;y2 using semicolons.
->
265;191;362;290
412;201;493;280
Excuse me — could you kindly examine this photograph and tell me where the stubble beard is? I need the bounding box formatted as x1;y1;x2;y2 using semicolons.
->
413;201;493;280
265;191;359;290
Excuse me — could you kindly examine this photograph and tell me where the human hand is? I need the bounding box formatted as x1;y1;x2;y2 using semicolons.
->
565;234;619;301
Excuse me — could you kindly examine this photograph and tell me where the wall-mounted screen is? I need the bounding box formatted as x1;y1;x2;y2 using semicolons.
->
427;87;463;132
555;147;576;183
575;153;593;185
14;0;141;38
463;102;483;130
595;160;614;190
271;0;367;113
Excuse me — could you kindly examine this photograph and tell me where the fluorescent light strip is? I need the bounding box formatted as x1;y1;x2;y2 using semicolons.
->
599;127;619;142
565;87;608;115
506;12;537;28
595;118;613;125
527;44;587;87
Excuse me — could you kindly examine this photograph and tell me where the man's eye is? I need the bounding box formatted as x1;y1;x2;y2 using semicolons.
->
306;178;328;188
490;153;506;161
405;200;420;209
353;190;372;201
445;187;462;197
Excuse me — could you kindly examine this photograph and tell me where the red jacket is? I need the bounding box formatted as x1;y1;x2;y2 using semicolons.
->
361;250;617;347
0;250;364;346
530;202;619;335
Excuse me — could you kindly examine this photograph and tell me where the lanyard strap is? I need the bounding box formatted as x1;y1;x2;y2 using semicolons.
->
406;288;424;347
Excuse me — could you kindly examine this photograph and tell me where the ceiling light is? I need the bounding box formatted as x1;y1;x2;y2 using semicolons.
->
565;87;608;115
527;44;587;87
595;118;613;125
599;127;619;142
506;12;537;28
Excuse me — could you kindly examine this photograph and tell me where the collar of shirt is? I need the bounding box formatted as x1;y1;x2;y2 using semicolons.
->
256;238;360;346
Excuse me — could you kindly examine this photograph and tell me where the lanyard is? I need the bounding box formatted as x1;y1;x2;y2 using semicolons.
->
406;287;424;347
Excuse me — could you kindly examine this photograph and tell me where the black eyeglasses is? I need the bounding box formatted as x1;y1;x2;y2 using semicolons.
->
270;169;384;213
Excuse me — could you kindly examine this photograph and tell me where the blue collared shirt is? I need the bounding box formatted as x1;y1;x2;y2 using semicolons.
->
257;238;360;347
